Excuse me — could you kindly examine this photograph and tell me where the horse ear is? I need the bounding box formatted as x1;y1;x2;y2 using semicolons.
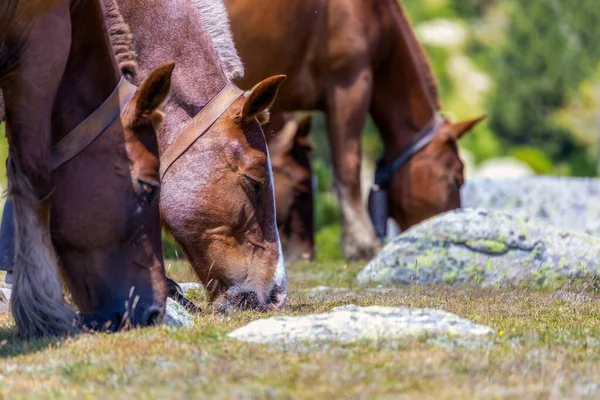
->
296;115;312;138
449;115;486;141
242;75;286;123
267;116;297;156
294;115;315;151
133;62;175;122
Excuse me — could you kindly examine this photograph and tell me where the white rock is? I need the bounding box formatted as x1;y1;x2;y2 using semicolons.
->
178;282;203;296
470;158;534;179
164;298;194;327
228;305;494;344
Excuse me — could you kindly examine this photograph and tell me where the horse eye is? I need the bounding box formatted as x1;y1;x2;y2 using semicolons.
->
243;175;263;204
137;179;159;205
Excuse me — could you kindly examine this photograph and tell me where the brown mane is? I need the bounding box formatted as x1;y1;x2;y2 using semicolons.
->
102;0;138;79
387;0;441;110
0;0;18;124
0;0;17;39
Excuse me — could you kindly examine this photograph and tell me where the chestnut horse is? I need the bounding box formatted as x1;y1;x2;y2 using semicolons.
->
0;0;172;337
266;113;315;263
102;0;287;311
225;0;485;260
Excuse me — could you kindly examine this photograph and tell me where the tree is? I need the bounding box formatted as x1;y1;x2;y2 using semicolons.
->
488;0;600;171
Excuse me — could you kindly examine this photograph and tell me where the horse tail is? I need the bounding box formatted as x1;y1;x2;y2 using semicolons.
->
8;153;78;338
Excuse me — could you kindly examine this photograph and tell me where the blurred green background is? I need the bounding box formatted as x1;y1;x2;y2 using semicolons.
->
2;0;600;262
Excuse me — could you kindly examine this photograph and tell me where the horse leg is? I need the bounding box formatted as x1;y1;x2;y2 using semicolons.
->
3;2;77;337
325;69;381;261
0;199;15;282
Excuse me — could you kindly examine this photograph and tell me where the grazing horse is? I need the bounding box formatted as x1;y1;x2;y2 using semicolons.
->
102;0;287;311
0;0;173;337
225;0;485;260
266;113;315;263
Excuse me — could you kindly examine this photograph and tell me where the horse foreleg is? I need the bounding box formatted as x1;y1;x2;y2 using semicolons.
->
325;69;381;261
3;1;77;337
0;199;15;281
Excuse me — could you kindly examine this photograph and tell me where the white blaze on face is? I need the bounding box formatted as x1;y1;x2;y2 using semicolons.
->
266;144;287;292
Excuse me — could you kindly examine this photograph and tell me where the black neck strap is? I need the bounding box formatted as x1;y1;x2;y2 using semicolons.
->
374;113;445;188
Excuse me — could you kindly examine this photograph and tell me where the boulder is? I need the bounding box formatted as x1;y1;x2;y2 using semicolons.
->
228;305;493;345
462;177;600;236
358;208;600;288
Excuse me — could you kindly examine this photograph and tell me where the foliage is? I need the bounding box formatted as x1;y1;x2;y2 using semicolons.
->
509;146;554;175
487;0;600;166
162;230;184;260
314;224;343;262
459;122;502;163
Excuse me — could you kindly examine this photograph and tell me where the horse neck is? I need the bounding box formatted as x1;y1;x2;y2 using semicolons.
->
371;0;440;160
116;0;231;153
51;0;121;140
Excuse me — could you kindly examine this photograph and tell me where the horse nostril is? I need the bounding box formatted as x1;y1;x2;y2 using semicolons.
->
144;306;162;326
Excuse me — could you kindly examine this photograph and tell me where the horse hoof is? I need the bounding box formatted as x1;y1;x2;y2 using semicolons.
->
343;237;382;262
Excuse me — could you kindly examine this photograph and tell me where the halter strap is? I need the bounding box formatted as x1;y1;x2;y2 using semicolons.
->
159;83;245;180
374;113;445;188
52;77;137;170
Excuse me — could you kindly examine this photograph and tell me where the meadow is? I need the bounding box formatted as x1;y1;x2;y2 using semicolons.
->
0;260;599;399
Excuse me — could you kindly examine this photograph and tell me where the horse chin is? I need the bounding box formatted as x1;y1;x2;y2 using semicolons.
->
80;312;122;332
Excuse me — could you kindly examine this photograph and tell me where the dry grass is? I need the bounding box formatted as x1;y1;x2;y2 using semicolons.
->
0;260;599;399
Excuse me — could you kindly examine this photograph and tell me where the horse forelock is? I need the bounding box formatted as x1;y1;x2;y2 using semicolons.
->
190;0;245;81
102;0;139;80
387;0;441;110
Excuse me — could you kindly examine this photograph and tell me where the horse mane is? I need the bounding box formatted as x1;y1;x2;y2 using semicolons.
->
387;0;441;110
101;0;139;80
0;0;17;40
190;0;245;81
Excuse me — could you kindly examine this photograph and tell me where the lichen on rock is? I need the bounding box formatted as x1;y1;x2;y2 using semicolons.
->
358;208;600;288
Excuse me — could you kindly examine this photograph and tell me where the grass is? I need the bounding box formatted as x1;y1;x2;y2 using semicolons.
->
1;261;600;399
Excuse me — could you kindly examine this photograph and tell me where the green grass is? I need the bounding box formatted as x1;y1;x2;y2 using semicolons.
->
1;261;600;399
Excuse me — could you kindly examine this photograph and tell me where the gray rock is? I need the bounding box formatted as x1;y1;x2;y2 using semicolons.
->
228;305;493;344
178;282;203;296
164;298;194;327
358;208;600;288
462;177;600;236
0;286;10;302
0;287;8;314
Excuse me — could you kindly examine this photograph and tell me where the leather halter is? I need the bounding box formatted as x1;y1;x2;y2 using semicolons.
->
52;77;137;170
368;112;445;240
374;112;446;189
159;83;245;180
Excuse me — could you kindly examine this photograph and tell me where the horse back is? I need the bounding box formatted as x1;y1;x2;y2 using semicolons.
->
228;0;384;110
